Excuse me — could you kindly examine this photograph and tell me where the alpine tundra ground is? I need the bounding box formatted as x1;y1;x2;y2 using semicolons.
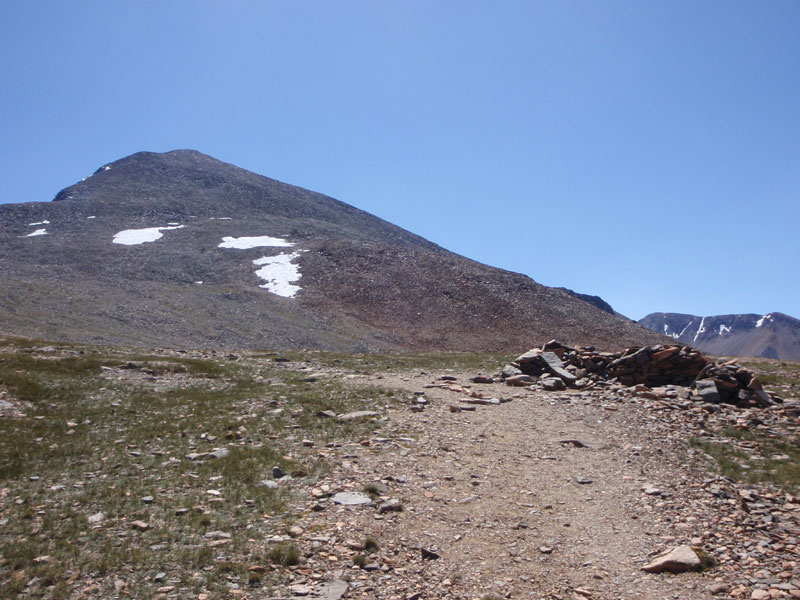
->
0;336;798;600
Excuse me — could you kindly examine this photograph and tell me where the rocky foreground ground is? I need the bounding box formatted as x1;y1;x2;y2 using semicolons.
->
275;365;799;600
0;342;798;600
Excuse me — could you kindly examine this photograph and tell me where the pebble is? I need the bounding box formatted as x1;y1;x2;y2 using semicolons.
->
706;582;730;595
378;499;403;514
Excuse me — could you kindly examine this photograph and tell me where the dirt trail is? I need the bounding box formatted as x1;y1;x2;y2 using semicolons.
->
297;370;718;600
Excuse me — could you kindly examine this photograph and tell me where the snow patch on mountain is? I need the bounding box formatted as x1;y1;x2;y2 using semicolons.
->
252;252;302;297
218;235;294;249
693;317;706;342
719;324;731;335
755;314;773;328
113;225;185;245
25;228;47;237
663;324;680;339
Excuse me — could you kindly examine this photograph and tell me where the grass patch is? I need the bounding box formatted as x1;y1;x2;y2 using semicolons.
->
258;350;513;375
0;336;403;598
690;427;800;492
756;372;800;387
267;542;301;567
362;483;382;499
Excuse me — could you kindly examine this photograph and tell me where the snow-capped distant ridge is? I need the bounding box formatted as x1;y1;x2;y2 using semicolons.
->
639;311;800;361
693;317;706;343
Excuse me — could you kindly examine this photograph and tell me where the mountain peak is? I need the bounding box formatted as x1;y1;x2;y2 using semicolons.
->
55;149;235;201
2;150;666;351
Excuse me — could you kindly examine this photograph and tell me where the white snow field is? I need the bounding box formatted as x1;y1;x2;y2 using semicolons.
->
25;228;48;237
218;235;294;249
252;253;302;297
113;225;185;245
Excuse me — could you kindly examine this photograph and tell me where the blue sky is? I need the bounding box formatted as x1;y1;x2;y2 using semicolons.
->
2;1;798;321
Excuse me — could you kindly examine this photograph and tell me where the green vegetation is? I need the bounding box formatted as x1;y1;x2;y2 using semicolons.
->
363;537;379;553
690;357;799;491
267;542;301;567
254;350;513;375
690;427;800;492
0;336;402;598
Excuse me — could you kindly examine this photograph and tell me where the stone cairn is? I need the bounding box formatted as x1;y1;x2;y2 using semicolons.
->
501;340;781;407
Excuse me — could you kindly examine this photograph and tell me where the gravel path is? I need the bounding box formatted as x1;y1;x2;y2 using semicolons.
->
287;370;733;600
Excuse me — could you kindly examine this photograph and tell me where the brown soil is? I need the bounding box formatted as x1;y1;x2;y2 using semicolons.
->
288;370;729;600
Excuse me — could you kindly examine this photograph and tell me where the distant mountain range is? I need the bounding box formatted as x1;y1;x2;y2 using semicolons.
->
639;312;800;360
0;150;665;352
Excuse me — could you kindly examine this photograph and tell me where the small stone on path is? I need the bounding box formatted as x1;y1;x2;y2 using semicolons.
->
641;545;701;573
331;491;372;505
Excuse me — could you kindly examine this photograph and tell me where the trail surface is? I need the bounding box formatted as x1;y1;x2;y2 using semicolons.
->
291;369;726;600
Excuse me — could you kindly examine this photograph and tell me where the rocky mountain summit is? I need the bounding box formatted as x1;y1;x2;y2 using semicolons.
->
0;150;664;351
640;312;800;361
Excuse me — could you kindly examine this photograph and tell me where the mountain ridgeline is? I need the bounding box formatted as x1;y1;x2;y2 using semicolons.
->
639;312;800;361
0;150;666;352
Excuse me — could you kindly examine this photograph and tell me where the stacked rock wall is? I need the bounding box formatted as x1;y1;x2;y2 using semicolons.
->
503;340;781;408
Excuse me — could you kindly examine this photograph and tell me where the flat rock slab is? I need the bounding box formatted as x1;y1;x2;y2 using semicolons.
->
505;374;535;386
317;579;348;600
337;410;380;421
641;545;701;573
460;397;501;405
541;352;577;383
695;380;721;404
331;492;373;506
514;349;543;365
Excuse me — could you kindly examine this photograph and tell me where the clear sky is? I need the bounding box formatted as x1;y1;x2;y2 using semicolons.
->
1;1;798;321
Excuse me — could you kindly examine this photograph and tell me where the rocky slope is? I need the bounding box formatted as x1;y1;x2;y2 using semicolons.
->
640;312;800;361
0;149;665;351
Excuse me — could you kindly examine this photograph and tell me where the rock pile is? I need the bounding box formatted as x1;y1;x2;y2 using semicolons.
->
503;340;782;408
504;340;708;388
694;360;776;407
